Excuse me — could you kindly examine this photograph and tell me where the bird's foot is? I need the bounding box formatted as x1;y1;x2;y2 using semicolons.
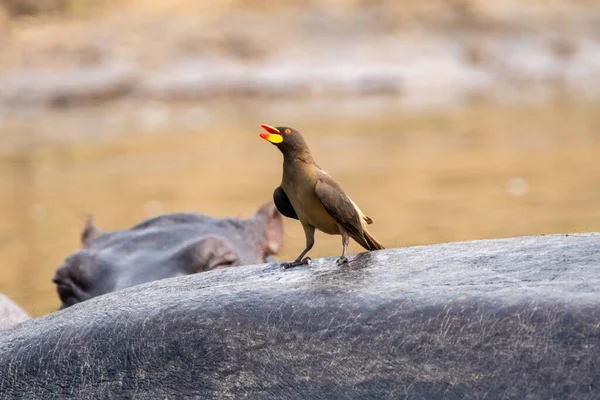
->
280;257;311;270
336;256;349;265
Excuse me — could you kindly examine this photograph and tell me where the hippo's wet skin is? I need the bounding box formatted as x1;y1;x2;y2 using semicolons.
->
52;201;284;309
1;234;599;399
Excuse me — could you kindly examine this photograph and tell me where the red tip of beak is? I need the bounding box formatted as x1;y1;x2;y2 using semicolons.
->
260;124;280;134
259;133;269;140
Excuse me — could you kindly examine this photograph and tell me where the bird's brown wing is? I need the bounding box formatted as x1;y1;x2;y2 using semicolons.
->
273;186;298;220
314;174;365;242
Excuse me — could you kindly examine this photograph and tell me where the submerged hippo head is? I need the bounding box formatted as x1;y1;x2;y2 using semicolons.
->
53;201;283;309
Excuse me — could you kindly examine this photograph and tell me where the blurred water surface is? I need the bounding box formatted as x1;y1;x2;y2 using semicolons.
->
1;95;599;316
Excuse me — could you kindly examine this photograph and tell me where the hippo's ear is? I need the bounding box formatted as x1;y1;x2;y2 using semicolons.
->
254;201;284;255
185;235;239;273
81;215;101;248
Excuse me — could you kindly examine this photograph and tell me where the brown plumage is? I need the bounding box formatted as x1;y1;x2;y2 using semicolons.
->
259;124;384;268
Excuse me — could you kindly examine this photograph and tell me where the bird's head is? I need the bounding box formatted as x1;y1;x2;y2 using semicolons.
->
259;124;308;155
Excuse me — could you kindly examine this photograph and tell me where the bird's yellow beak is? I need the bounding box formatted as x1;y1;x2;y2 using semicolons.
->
259;124;283;144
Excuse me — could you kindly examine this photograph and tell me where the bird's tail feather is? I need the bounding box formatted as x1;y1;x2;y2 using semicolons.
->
353;230;385;251
364;231;385;250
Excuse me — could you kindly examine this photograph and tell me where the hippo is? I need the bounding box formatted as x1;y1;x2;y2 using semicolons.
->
52;201;283;309
0;293;29;330
1;233;598;399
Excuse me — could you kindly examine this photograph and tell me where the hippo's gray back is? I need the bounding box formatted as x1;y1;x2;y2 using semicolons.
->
0;294;29;330
1;234;599;399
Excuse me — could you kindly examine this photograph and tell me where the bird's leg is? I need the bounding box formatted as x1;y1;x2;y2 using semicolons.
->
336;226;350;265
281;224;315;270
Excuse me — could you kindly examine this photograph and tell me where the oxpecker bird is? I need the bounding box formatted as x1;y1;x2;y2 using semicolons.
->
259;124;384;269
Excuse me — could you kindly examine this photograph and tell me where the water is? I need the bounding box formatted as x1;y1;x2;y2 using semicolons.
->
1;95;599;316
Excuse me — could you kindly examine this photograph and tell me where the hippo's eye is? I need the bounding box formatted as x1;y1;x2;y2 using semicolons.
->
284;128;291;134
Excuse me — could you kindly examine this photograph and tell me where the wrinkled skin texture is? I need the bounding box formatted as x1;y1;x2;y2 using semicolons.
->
1;234;599;399
0;294;29;330
52;201;284;309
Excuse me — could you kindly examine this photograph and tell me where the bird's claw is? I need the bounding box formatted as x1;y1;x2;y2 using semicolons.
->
336;256;349;265
280;257;311;270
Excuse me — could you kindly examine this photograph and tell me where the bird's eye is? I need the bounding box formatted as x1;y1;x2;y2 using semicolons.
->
284;128;291;134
